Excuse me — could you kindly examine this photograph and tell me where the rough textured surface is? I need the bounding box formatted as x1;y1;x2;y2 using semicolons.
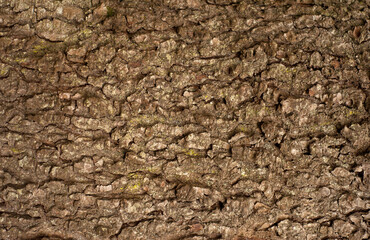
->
0;0;369;239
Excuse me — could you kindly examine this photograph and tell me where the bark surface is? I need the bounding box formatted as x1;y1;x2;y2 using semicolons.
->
0;0;369;239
